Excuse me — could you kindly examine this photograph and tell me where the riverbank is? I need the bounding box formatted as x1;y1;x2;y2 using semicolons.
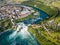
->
21;0;58;17
15;12;39;23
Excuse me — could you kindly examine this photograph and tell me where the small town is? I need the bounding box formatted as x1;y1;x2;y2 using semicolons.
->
0;5;36;20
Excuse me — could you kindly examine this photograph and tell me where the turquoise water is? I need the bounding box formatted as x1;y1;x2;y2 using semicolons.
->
0;30;40;45
0;5;49;45
23;6;49;24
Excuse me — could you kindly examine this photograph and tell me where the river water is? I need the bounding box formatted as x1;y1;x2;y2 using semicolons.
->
0;23;40;45
0;5;49;45
24;6;48;24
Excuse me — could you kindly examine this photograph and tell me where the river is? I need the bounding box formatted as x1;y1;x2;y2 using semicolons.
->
0;4;49;45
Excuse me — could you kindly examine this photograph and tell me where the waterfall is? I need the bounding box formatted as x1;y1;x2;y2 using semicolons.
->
8;22;28;39
8;22;35;41
0;22;40;45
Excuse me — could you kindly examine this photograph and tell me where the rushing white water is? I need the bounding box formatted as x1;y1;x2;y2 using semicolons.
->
8;22;36;43
16;22;35;41
9;22;28;39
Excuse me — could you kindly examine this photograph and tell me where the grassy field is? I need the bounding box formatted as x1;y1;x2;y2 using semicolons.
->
55;14;60;23
28;26;60;45
55;16;60;23
51;1;60;9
